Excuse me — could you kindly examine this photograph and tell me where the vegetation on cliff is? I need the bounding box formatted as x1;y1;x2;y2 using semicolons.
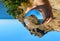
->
2;0;60;37
2;0;31;18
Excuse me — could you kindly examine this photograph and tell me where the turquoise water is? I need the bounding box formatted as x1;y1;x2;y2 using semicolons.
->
25;9;43;19
0;19;60;41
25;9;43;24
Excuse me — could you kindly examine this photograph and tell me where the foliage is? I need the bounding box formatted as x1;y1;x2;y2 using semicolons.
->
2;0;31;18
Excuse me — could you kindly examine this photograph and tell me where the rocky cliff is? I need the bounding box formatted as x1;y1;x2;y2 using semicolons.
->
17;0;60;37
49;0;60;10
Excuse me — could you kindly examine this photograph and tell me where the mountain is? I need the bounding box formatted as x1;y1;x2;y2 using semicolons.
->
2;0;60;37
23;0;60;37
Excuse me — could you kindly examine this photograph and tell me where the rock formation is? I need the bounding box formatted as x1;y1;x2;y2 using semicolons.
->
17;0;60;37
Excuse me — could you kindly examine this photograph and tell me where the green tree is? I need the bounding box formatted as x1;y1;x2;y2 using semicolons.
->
2;0;31;18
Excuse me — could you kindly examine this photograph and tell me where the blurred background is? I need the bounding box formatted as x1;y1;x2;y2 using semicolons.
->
0;0;60;41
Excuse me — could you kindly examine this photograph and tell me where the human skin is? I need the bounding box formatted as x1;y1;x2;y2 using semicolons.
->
25;0;53;24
